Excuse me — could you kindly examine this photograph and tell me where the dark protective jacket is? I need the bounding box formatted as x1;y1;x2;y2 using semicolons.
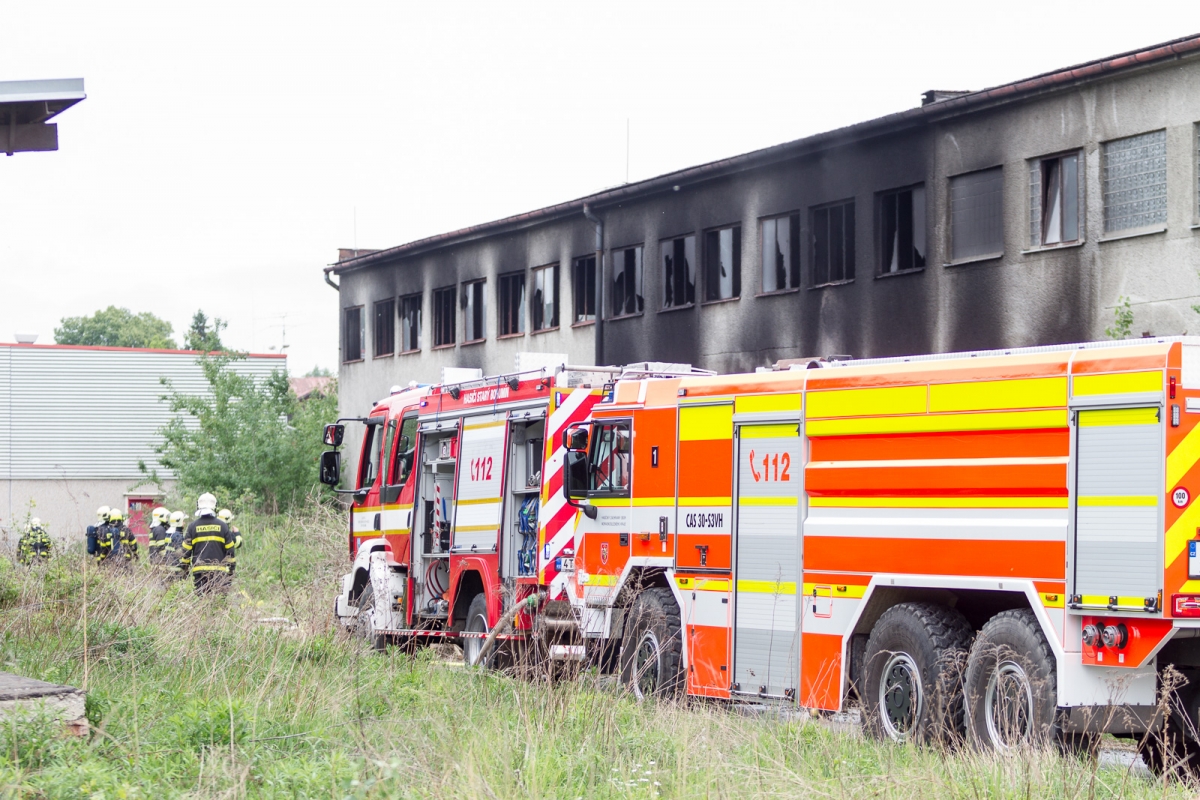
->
148;523;171;564
167;526;187;573
94;523;115;562
115;524;138;563
17;526;52;564
182;515;236;574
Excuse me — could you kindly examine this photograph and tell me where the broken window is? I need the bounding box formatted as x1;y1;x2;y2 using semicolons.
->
343;306;364;362
373;298;395;357
532;264;559;331
760;213;800;292
879;186;926;273
1029;154;1080;247
704;226;741;302
432;286;456;347
611;246;644;317
400;293;422;352
498;272;526;336
661;235;696;308
950;167;1004;260
462;279;485;342
1103;130;1167;234
811;200;855;285
572;256;595;323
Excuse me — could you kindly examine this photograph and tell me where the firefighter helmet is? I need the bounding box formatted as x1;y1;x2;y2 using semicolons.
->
108;509;124;523
196;492;217;516
169;511;186;526
152;506;168;524
218;509;233;523
29;517;41;528
96;506;110;522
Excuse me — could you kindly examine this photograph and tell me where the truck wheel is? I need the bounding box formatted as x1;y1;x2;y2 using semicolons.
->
619;588;683;701
462;594;490;668
964;609;1056;751
863;602;973;743
353;584;386;652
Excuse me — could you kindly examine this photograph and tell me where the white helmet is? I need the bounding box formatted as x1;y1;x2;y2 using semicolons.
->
169;510;186;526
218;509;233;523
196;492;217;516
152;506;169;524
96;506;111;522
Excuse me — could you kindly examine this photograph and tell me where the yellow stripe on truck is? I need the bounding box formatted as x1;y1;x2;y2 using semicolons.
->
1073;370;1162;397
1077;495;1158;507
1168;422;1200;489
680;404;733;441
1077;407;1159;427
734;393;802;415
929;377;1067;413
806;409;1069;437
806;385;926;419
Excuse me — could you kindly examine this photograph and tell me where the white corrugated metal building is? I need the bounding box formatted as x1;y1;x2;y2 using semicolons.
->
0;344;286;548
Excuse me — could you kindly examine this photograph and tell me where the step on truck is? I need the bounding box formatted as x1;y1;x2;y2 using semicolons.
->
558;338;1200;767
319;362;708;667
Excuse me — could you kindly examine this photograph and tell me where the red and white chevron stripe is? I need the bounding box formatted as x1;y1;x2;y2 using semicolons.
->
539;387;601;599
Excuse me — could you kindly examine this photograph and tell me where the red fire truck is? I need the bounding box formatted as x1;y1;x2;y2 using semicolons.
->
320;363;705;666
554;338;1200;767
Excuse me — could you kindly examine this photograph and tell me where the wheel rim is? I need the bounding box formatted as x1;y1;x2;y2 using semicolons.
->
878;653;923;740
984;660;1035;751
464;613;488;667
633;630;662;699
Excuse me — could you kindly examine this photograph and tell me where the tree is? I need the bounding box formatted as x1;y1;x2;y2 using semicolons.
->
1106;296;1134;340
55;306;176;349
144;355;337;512
185;310;228;353
304;365;333;378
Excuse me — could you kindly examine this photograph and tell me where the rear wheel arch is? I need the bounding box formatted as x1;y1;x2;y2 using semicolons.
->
452;570;486;627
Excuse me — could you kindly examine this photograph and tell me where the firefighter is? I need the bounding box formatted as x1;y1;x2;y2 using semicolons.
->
148;507;171;565
107;509;138;566
218;509;243;574
183;493;235;595
17;518;52;565
167;510;188;577
87;506;109;559
94;510;116;564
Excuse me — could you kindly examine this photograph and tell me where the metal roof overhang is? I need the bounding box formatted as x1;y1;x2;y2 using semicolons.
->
0;78;86;155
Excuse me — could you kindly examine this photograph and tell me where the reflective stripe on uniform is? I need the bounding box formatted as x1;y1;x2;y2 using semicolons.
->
192;536;226;544
192;564;230;572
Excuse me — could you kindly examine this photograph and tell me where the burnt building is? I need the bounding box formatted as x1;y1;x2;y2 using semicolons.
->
327;34;1200;422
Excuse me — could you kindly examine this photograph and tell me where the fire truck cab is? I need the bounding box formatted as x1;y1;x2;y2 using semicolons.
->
560;338;1200;761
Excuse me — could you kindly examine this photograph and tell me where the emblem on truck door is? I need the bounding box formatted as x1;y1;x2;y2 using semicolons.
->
600;542;609;565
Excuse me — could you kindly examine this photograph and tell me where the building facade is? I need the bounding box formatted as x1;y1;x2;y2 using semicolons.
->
0;344;285;547
328;35;1200;426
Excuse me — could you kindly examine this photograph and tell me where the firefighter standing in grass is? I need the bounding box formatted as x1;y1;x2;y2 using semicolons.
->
183;493;235;594
17;518;52;565
107;508;138;566
166;511;188;577
218;509;243;575
87;506;109;559
94;510;116;563
147;507;171;565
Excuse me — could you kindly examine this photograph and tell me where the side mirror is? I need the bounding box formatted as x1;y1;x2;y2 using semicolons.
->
319;450;341;486
563;450;589;500
564;425;590;452
323;424;345;447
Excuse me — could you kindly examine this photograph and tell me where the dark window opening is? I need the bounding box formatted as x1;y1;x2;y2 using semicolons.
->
389;417;419;488
373;298;395;357
400;293;422;352
1030;154;1079;247
532;264;559;331
950;167;1004;260
661;235;696;308
462;279;486;342
358;422;381;490
432;287;456;346
343;306;364;362
572;256;596;323
611;246;644;316
704;226;741;301
588;420;631;494
879;186;927;273
811;201;855;285
761;213;800;292
499;272;526;335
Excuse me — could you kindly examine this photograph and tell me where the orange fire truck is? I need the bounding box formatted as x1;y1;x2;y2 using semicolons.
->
556;338;1200;760
320;363;705;666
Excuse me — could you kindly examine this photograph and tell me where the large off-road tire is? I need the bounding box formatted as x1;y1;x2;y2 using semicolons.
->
353;584;386;652
618;588;684;701
462;594;491;668
863;602;973;743
964;608;1057;751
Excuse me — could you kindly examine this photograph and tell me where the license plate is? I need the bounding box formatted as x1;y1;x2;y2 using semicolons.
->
557;557;574;573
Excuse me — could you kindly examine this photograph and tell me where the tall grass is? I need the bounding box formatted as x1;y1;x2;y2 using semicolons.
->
0;505;1190;798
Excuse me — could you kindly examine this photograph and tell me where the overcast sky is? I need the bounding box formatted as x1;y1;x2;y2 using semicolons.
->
2;1;1195;373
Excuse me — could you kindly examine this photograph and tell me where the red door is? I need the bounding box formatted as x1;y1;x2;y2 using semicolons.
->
126;497;158;546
